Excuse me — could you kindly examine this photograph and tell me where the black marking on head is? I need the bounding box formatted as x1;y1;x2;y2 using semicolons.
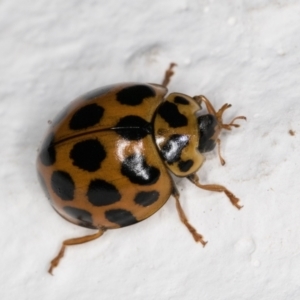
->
158;101;188;128
69;103;104;130
161;134;189;164
121;154;160;185
200;139;216;152
63;206;96;229
87;179;121;206
113;116;152;140
70;139;106;172
198;114;217;152
51;171;75;200
37;172;51;200
39;133;56;166
116;85;156;106
174;96;190;105
178;159;194;172
134;190;160;207
105;209;137;227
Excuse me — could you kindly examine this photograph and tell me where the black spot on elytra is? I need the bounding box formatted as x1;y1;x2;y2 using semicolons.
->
63;206;96;229
174;96;190;105
70;139;106;172
198;114;217;152
87;179;121;206
121;154;160;185
51;171;75;200
69;103;104;130
113;116;152;140
161;134;189;164
178;159;194;172
105;209;137;227
37;172;50;200
39;133;56;166
116;85;155;106
158;101;188;128
134;191;160;207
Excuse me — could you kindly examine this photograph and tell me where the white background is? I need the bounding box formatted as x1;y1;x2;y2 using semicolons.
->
1;0;300;299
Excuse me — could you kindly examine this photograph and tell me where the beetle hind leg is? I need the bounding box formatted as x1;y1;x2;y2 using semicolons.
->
48;229;106;275
172;186;207;246
161;63;177;87
187;173;242;209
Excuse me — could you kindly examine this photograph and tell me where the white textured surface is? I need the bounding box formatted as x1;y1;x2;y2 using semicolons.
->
1;0;300;299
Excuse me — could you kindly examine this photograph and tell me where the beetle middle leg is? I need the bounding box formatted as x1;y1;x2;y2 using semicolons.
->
162;63;177;87
187;173;242;209
172;185;207;246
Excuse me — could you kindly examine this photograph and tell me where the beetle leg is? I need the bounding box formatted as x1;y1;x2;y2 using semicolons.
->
162;63;177;87
187;173;243;209
216;138;226;165
49;229;106;275
193;95;217;115
172;186;207;246
222;116;247;130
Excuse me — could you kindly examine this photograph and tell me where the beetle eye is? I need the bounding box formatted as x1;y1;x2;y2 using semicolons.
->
197;114;217;153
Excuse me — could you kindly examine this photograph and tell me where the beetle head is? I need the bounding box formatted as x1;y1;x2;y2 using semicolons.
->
195;95;246;165
197;114;219;153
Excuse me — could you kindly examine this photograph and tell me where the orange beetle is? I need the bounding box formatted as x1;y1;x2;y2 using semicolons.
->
37;64;246;274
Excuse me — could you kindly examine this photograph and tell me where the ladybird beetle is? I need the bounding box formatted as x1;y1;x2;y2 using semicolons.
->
37;63;246;274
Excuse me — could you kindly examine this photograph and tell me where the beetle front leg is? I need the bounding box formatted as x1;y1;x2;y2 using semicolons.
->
187;173;243;209
172;185;207;246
